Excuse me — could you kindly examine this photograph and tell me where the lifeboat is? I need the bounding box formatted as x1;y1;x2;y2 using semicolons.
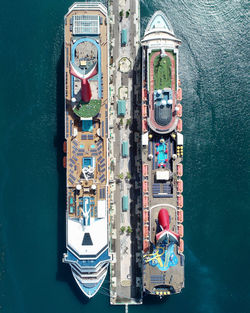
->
143;195;149;208
178;239;184;254
177;104;182;117
63;141;67;153
177;195;184;208
142;104;147;117
63;156;66;168
178;224;184;238
143;163;148;177
177;87;182;101
142;119;148;133
143;240;149;253
177;119;182;132
144;225;149;238
177;163;183;177
143;180;149;193
143;210;149;224
177;209;184;223
177;179;183;193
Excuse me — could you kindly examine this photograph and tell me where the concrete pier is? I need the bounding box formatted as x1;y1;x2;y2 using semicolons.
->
108;0;142;306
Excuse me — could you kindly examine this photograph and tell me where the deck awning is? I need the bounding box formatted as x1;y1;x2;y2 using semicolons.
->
156;170;170;180
97;200;106;218
177;132;183;145
142;132;149;146
118;100;126;116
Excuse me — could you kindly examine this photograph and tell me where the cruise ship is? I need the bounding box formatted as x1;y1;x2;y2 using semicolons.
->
141;11;185;296
62;2;110;298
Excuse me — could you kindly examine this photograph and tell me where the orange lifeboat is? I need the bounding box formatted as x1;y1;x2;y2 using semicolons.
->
63;141;67;153
63;156;66;168
177;119;182;132
177;179;183;193
144;225;149;238
143;210;149;224
143;240;149;253
178;239;184;253
177;104;182;117
143;180;149;193
177;163;183;177
178;224;184;238
142;104;147;117
177;195;184;208
143;195;149;208
143;164;148;177
177;87;182;101
142;119;148;133
177;209;184;223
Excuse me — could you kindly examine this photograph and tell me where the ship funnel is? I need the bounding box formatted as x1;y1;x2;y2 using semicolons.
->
156;209;180;244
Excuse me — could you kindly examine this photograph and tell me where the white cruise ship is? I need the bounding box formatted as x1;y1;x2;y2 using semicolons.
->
63;2;110;298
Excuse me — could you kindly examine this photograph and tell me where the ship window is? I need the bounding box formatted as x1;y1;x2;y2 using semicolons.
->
82;232;93;246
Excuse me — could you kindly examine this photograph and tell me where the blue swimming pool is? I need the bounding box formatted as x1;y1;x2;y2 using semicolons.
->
82;120;93;132
156;142;168;164
82;157;93;168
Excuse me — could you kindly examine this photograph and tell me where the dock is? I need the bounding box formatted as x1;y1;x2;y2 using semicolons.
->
108;0;142;306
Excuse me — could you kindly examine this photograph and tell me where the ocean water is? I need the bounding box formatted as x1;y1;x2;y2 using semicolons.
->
0;0;249;312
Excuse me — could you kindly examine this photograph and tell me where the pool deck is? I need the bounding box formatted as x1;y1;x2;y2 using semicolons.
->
64;8;109;219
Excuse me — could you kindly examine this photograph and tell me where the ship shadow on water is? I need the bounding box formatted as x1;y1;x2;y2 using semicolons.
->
143;294;169;305
55;45;89;305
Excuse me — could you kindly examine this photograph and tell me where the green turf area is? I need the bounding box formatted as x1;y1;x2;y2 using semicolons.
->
73;99;101;118
153;55;172;90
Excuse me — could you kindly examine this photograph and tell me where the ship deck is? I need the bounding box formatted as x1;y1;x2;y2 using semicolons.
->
64;7;109;217
64;4;109;259
141;22;184;295
142;134;184;294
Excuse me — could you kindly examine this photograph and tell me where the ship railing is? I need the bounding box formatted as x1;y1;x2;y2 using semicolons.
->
67;2;108;16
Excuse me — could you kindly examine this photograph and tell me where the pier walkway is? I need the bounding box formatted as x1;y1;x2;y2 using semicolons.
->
108;0;142;306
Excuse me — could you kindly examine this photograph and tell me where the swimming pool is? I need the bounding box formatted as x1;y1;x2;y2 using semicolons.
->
82;120;93;132
82;157;93;168
156;142;168;164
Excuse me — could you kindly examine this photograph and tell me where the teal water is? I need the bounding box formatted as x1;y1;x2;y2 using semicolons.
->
0;0;249;312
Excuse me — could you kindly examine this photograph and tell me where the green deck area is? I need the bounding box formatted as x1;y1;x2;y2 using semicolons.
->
153;55;171;90
149;50;176;91
73;99;101;118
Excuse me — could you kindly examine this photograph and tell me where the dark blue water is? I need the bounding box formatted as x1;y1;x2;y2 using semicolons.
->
0;0;249;312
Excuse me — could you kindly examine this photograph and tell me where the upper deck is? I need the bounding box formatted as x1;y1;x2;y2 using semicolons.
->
64;3;109;259
141;11;184;296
